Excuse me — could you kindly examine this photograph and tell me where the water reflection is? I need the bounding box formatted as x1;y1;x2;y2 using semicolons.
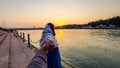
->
91;29;120;42
91;29;120;37
56;29;63;40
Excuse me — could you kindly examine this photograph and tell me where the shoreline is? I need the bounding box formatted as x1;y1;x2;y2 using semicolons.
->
3;28;120;31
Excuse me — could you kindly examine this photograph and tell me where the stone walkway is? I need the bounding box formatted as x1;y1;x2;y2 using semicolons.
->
0;31;35;68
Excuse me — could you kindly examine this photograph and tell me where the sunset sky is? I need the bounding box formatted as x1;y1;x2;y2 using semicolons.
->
0;0;120;28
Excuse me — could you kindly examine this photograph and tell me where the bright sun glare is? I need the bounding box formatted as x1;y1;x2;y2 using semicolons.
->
58;21;64;26
59;23;63;26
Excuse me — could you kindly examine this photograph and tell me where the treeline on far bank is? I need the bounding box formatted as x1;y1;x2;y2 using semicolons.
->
55;16;120;29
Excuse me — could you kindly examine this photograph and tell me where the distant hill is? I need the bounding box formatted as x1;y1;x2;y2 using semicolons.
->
55;16;120;29
87;16;120;28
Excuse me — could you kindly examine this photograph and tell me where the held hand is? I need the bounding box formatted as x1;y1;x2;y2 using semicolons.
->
40;40;56;54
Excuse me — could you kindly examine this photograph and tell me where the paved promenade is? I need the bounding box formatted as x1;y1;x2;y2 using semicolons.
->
0;31;35;68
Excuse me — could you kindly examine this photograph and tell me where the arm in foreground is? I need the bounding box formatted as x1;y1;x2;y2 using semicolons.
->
27;50;47;68
27;40;55;68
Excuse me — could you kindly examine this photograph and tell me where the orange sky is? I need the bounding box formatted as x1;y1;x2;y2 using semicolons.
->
0;0;120;28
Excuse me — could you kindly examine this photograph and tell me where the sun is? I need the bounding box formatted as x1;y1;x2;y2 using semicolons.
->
59;23;63;26
58;21;64;26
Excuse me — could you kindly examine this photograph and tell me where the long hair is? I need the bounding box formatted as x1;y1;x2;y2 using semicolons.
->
47;23;56;36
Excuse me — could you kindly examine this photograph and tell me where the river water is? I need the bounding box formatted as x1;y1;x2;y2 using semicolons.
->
19;29;120;68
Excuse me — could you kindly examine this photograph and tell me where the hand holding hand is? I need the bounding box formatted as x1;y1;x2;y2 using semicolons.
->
40;40;56;54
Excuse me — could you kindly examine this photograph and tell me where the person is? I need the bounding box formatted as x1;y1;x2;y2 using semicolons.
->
27;40;55;68
28;23;62;68
40;23;62;68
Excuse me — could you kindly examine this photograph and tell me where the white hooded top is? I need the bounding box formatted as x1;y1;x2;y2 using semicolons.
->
40;24;58;47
